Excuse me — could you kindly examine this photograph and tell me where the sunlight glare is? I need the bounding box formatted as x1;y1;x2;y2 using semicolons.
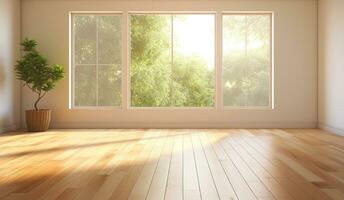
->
173;15;215;69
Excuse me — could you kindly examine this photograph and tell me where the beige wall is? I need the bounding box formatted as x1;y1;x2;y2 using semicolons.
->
0;0;21;133
318;0;344;135
21;0;318;128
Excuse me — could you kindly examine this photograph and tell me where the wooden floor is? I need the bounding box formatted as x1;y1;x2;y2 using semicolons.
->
0;129;344;200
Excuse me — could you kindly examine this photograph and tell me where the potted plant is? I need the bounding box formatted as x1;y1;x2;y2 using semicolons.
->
15;38;64;132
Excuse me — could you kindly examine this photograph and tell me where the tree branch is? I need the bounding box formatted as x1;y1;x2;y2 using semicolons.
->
33;91;47;110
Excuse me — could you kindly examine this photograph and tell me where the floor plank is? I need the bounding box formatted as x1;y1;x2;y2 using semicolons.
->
0;129;343;200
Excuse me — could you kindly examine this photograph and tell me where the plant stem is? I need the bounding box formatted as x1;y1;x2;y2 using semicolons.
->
34;91;47;110
34;93;41;111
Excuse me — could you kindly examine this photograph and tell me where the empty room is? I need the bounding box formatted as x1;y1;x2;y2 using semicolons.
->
0;0;343;199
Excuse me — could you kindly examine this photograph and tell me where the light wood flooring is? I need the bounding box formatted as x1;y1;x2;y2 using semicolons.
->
0;129;344;200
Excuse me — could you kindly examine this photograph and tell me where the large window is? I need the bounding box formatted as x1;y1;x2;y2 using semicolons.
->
130;14;215;107
222;14;272;107
70;12;273;109
72;14;122;107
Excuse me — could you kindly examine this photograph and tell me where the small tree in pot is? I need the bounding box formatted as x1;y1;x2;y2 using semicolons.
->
16;38;64;132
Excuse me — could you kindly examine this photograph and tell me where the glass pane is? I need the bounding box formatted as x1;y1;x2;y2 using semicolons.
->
74;15;97;64
98;16;122;64
74;65;97;106
222;15;271;107
172;15;215;107
98;65;122;106
130;14;172;107
73;14;122;107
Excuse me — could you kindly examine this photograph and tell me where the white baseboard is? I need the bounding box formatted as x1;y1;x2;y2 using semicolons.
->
0;123;21;134
318;123;344;136
49;121;317;129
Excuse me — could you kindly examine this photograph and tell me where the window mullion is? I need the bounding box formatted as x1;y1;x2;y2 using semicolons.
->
123;12;129;109
96;16;99;106
72;15;76;108
170;14;174;106
245;15;248;107
216;12;222;109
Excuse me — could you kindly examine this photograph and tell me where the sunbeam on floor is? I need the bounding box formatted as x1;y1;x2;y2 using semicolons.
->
0;129;343;200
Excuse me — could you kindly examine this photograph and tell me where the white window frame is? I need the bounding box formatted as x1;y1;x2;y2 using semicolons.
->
69;11;274;110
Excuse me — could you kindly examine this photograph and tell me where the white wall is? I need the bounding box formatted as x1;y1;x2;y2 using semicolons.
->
0;0;21;133
318;0;344;135
21;0;318;128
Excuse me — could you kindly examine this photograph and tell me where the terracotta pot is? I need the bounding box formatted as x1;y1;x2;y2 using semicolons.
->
25;109;51;132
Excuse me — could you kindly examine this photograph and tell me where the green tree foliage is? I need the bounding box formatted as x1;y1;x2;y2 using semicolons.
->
15;38;64;110
222;15;270;107
172;55;214;106
73;14;270;108
73;15;122;106
130;15;172;106
130;15;215;107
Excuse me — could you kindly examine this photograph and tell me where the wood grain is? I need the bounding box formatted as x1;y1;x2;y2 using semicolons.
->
0;129;343;200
